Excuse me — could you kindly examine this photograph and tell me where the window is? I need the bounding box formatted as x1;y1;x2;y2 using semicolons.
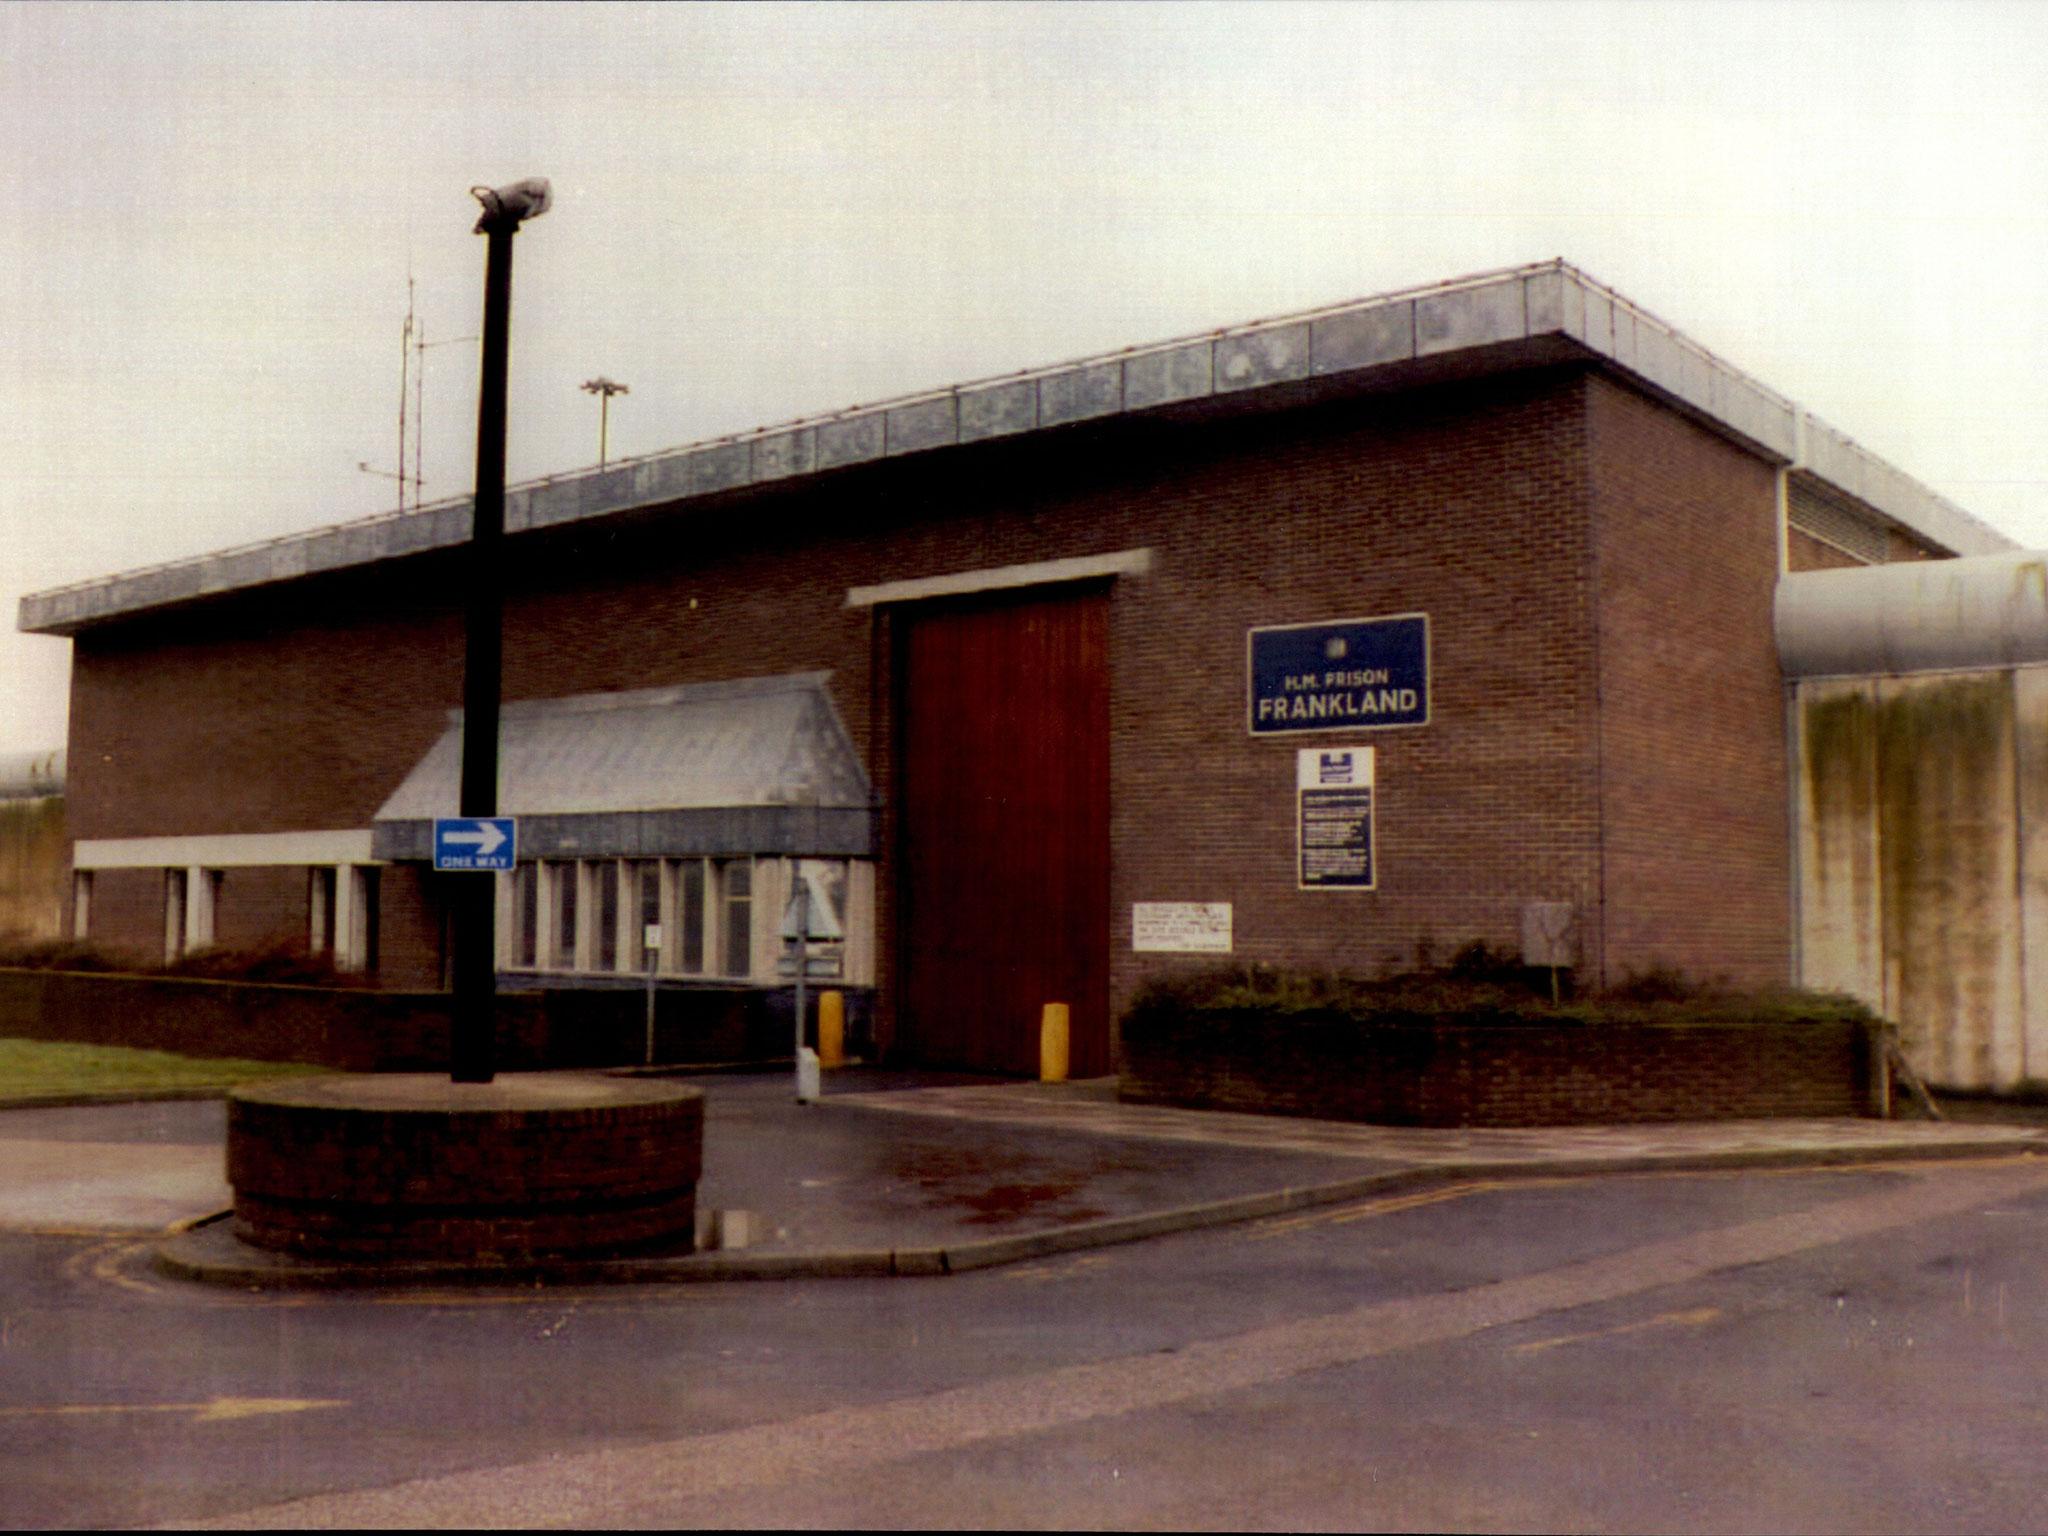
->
511;863;539;969
635;861;661;971
719;858;752;979
198;869;221;950
679;859;705;974
550;861;579;969
594;861;619;973
164;869;187;961
790;858;849;979
71;871;91;941
355;866;380;974
491;854;832;983
309;867;337;954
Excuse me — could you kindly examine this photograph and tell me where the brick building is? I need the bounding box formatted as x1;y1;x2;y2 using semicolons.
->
16;261;2014;1078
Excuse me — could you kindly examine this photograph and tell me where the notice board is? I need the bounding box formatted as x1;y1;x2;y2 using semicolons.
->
1297;746;1375;890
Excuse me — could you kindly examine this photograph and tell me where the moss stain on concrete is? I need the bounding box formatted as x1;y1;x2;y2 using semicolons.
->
1798;686;1881;1001
1877;674;2016;1089
0;796;66;940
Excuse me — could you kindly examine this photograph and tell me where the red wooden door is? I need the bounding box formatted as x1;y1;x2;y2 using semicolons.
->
895;585;1110;1076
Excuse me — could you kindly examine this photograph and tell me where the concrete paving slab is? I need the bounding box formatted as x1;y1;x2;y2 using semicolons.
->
839;1080;2048;1167
0;1139;227;1233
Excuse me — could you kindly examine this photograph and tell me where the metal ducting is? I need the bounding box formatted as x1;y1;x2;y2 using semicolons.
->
1775;550;2048;680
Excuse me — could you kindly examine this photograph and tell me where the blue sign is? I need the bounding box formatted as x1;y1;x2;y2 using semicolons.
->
433;817;517;872
1248;614;1430;734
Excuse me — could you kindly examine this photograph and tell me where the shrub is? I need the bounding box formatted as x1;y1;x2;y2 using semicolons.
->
161;940;363;988
0;934;365;988
1122;946;1872;1041
0;937;128;973
1605;963;1714;1005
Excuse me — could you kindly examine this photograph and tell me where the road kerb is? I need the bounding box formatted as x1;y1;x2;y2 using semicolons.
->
146;1129;2044;1292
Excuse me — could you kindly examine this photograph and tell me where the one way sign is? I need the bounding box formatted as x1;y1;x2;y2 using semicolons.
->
433;817;517;872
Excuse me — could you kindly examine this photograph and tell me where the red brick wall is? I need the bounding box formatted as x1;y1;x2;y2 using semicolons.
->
1102;375;1601;1000
1787;527;1865;572
65;363;1798;1037
212;865;307;953
1887;527;1941;562
86;865;164;963
1587;376;1791;988
1120;1015;1877;1125
378;864;447;990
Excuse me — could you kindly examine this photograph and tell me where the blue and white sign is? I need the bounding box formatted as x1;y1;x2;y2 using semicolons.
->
433;817;517;872
1248;614;1429;734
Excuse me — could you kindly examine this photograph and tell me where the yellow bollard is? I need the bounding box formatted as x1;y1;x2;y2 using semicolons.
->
1039;1002;1070;1083
818;990;846;1070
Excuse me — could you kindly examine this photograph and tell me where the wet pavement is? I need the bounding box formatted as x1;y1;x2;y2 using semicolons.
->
692;1071;1396;1255
0;1067;2040;1286
838;1077;2046;1169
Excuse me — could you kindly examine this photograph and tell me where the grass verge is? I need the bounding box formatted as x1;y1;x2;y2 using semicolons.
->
0;1037;322;1106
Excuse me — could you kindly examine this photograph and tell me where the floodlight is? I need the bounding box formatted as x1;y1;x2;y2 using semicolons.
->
470;178;553;233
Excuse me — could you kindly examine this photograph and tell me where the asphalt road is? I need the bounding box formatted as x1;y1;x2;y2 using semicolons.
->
3;1153;2046;1530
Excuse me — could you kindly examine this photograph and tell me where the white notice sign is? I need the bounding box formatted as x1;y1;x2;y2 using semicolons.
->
1132;902;1233;954
1296;746;1375;891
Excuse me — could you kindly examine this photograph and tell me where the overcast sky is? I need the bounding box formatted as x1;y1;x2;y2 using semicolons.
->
5;0;2047;753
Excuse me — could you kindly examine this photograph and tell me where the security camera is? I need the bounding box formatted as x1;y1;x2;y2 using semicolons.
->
471;178;553;232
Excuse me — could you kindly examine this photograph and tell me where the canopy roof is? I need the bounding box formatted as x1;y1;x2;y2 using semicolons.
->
371;673;874;862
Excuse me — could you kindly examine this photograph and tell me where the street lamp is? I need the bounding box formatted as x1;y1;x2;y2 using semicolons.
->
581;377;629;468
451;177;550;1085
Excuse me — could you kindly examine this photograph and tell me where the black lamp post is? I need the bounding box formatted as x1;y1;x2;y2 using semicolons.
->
451;177;550;1085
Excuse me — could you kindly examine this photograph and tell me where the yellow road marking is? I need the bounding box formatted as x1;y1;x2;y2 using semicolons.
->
1511;1304;1724;1356
1243;1181;1509;1240
0;1396;347;1423
1001;1252;1122;1283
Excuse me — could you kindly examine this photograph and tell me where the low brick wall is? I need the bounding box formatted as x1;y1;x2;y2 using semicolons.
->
1118;1014;1885;1126
0;967;871;1072
228;1074;704;1260
0;967;549;1072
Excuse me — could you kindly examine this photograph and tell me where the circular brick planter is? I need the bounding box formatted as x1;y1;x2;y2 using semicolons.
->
226;1073;704;1261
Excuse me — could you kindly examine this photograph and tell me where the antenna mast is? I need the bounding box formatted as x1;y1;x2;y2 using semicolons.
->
362;275;475;508
398;277;415;514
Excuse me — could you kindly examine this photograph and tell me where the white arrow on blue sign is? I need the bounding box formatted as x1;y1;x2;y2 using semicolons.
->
433;817;517;872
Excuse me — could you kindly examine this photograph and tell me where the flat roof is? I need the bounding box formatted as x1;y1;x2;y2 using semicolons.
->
17;259;2017;638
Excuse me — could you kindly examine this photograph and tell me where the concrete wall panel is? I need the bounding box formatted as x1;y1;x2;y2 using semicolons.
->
1795;679;1882;1009
750;428;816;483
1416;281;1525;356
814;413;885;471
958;380;1038;441
1122;343;1213;410
0;796;66;942
1037;363;1122;426
2013;666;2048;1083
1215;324;1310;393
885;397;959;456
1875;672;2022;1089
1311;306;1413;374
